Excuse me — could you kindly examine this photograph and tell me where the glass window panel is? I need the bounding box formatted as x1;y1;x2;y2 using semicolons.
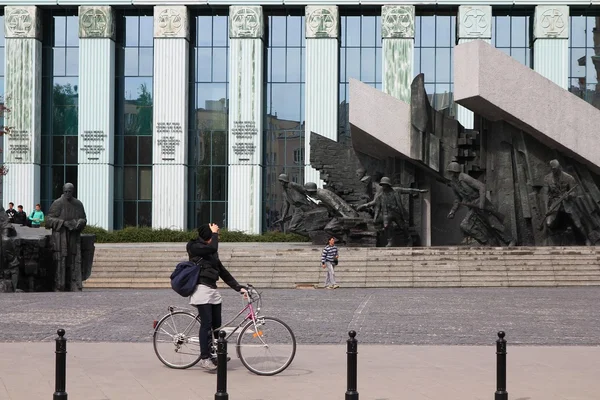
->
435;48;451;83
124;77;153;102
197;16;213;46
450;16;456;46
287;48;301;82
340;17;347;47
301;47;306;82
586;16;596;48
139;167;152;200
271;16;287;47
494;17;511;47
65;166;77;193
435;16;451;47
65;48;78;76
300;83;305;124
271;84;301;122
361;48;375;82
339;48;346;82
65;136;78;164
124;48;139;76
213;17;228;47
211;166;227;201
511;17;527;47
433;83;451;111
54;17;67;47
375;47;382;82
139;17;154;47
211;131;228;165
52;166;65;200
270;48;286;82
361;16;376;48
420;17;436;47
345;17;361;47
413;47;421;77
346;48;361;81
138;48;153;76
0;52;4;76
53;48;66;76
287;16;302;47
138;202;152;227
0;18;5;47
511;48;526;66
196;83;227;109
498;47;511;58
53;136;65;164
587;48;598;84
212;48;227;82
66;16;79;47
124;16;140;47
196;47;212;82
191;202;211;226
123;201;137;226
571;48;586;77
212;202;227;228
139;136;152;165
124;136;138;165
570;17;586;47
194;166;211;201
375;16;382;47
420;48;435;82
414;17;421;47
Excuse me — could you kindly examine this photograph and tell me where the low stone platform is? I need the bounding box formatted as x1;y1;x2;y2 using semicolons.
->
84;243;600;289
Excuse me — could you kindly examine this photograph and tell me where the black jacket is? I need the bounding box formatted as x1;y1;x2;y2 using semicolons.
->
186;233;242;291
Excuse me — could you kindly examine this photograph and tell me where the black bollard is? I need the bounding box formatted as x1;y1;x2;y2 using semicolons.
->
495;331;508;400
53;329;68;400
215;330;228;400
345;330;359;400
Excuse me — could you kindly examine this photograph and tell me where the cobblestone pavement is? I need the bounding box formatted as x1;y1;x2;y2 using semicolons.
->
1;287;599;345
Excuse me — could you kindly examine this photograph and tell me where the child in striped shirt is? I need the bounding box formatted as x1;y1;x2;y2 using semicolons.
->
321;237;339;289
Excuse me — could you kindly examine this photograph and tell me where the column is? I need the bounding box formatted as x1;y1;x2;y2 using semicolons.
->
381;5;415;103
3;6;42;210
456;5;492;129
304;5;339;187
227;6;265;234
77;6;115;230
152;6;190;230
533;5;569;89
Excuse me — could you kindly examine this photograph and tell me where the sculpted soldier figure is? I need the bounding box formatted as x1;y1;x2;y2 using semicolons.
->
357;177;427;247
275;173;316;233
304;182;359;219
355;167;382;201
0;208;20;292
446;162;515;246
542;160;591;245
46;183;88;291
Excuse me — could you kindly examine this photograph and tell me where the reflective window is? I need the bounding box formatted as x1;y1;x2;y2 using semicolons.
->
414;12;455;112
491;9;532;67
263;12;306;231
41;10;79;212
339;12;382;138
568;11;600;109
188;12;229;229
114;10;153;228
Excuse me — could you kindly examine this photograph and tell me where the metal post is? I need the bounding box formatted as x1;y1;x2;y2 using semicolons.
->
495;331;508;400
215;330;228;400
346;330;359;400
53;329;67;400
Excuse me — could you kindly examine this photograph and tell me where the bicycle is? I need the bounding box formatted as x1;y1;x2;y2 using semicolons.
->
152;284;296;376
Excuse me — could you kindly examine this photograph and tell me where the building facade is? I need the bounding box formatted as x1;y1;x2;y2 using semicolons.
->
0;1;598;232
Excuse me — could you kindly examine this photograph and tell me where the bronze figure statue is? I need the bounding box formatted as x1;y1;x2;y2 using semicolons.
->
275;173;316;234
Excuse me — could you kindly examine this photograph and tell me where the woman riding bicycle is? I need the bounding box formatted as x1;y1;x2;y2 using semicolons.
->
187;222;247;371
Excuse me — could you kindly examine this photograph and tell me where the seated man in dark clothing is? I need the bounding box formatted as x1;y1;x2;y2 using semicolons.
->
13;205;27;226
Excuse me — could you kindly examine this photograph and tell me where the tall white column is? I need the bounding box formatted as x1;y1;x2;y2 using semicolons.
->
381;5;414;103
304;5;339;187
533;5;569;89
3;6;42;210
77;6;115;230
152;6;189;230
456;5;492;129
227;6;264;234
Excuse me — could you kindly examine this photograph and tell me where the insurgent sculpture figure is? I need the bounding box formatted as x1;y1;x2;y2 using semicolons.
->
0;207;20;292
355;167;382;201
541;159;591;246
446;162;515;246
357;177;428;247
304;182;360;236
46;183;88;291
275;173;316;234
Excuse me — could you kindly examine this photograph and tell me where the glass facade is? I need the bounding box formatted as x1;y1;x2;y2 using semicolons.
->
114;10;154;228
188;12;230;229
414;11;456;112
263;12;306;230
41;9;79;213
492;9;532;67
569;10;600;109
338;11;382;138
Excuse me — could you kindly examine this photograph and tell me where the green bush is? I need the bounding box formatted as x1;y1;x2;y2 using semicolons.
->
82;226;308;243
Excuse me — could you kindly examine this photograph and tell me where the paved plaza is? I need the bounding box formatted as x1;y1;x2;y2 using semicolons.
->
1;287;600;399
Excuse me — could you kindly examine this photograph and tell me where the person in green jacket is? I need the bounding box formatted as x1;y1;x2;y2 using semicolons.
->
28;204;45;228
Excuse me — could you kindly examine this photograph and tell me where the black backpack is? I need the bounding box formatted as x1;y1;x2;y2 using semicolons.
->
170;261;200;297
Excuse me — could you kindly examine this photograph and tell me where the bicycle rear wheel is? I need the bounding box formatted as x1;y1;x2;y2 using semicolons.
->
236;316;296;376
153;311;202;369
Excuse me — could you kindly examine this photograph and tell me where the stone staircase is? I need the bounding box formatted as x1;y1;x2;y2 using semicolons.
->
84;243;600;289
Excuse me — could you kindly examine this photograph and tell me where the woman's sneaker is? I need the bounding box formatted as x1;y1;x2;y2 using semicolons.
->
199;358;217;371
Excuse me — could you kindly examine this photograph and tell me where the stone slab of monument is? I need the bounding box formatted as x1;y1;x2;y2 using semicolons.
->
454;39;600;174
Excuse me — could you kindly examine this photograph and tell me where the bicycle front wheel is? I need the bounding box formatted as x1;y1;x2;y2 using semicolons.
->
236;316;296;376
153;311;202;369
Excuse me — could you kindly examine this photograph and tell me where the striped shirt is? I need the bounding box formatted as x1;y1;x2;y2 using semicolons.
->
321;245;338;263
